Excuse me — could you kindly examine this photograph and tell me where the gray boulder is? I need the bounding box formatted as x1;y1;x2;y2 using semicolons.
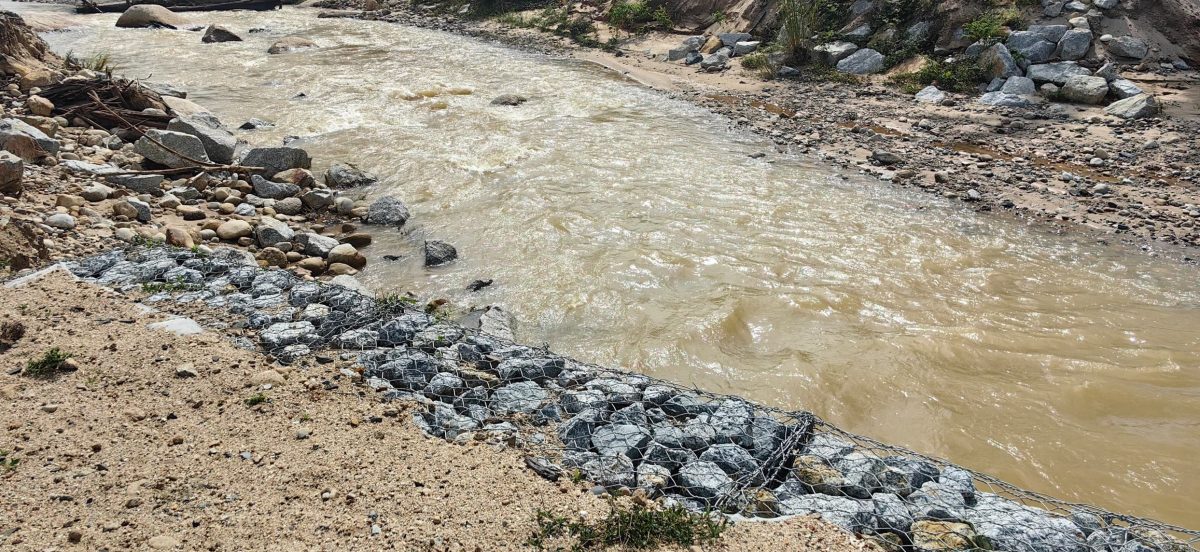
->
718;32;751;47
492;381;548;415
914;85;945;104
812;41;858;66
1006;31;1056;63
1026;62;1091;84
106;174;164;195
1108;78;1143;99
167;113;236;164
1104;94;1158;119
202;24;241;43
115;4;185;29
240;146;311;176
254;216;294;247
1107;36;1148;59
1060;75;1109;104
0;151;22;197
699;443;760;483
325;162;377;188
700;53;728;71
1093;0;1117;8
733;41;759;56
365;196;410;227
1000;76;1037;95
1026;24;1069;43
297;232;338;257
836;48;884;74
0;118;59;156
964;493;1088;552
424;240;458;267
1055;29;1092;60
134;129;211;168
300;189;334;211
582;453;636;489
251;174;299;199
978;43;1021;80
592;424;652;459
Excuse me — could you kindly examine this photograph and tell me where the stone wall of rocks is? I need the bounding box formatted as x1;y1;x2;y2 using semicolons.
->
59;246;1200;552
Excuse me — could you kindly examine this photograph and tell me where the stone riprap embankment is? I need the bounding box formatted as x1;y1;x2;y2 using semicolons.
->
59;246;1198;552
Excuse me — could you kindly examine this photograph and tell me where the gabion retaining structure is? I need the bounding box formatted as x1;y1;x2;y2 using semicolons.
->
27;245;1200;552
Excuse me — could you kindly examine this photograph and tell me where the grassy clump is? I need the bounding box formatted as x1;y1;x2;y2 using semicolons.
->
889;57;987;93
0;450;17;474
65;50;116;74
527;500;728;550
963;8;1022;41
245;393;268;407
24;348;73;378
608;0;672;31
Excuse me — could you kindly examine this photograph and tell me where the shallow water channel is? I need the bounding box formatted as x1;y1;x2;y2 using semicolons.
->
17;2;1200;526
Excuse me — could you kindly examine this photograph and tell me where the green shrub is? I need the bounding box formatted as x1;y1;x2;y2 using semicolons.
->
245;393;268;406
889;57;987;93
527;500;728;550
964;8;1023;41
608;1;672;31
25;348;73;378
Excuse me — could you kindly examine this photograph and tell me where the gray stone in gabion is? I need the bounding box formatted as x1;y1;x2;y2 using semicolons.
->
1056;29;1092;60
636;463;671;494
583;378;640;407
872;493;914;534
642;384;676;407
908;481;969;521
375;353;440;390
1000;76;1037;96
803;433;856;461
277;344;309;363
680;415;717;451
560;389;606;414
938;465;976;501
1107;36;1148;59
377;312;436;346
651;423;685;449
255;216;294;247
260;321;317;349
661;391;711;418
167;113;236;164
135;129;211;168
832;452;886;499
592;423;652;459
288;281;321;307
496;357;564;382
424;372;466;398
492;381;549;415
559;409;604;451
251;174;299;200
964;493;1089;552
642;442;697;471
677;461;734;502
1026;61;1091;85
978;43;1021;81
332;328;378;349
836;48;884;74
582;453;636;489
365;196;410;227
878;456;940;497
162;266;203;284
709;399;754;447
748;416;790;463
324;162;377;188
699;444;760;484
1026;24;1068;42
777;494;876;532
609;403;649;426
300;303;330;322
297;232;339;258
1006;31;1056;63
240;146;311;176
431;403;479;439
1070;509;1103;536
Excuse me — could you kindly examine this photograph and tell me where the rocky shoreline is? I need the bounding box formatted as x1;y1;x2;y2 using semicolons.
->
315;1;1200;265
46;244;1197;552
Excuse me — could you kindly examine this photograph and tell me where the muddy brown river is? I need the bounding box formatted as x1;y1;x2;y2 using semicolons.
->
15;2;1200;526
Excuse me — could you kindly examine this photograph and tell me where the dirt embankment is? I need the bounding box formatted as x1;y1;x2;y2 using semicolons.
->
0;270;882;551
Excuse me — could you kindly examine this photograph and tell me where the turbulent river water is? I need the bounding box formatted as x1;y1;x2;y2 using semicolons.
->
14;2;1200;526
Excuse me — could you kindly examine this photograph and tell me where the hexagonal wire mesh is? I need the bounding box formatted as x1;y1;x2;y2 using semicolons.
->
36;245;1200;551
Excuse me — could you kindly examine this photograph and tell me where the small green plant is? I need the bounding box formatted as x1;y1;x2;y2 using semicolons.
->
25;348;73;378
888;57;987;93
65;50;116;74
141;278;199;294
0;450;18;474
495;11;535;27
527;500;728;550
740;50;779;80
569;468;585;484
608;1;671;32
377;292;418;311
245;393;268;406
299;413;312;422
963;8;1022;41
710;10;726;23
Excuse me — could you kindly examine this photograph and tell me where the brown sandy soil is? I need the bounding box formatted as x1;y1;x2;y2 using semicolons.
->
0;270;882;551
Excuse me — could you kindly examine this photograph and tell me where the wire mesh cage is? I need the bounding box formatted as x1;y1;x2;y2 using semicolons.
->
43;245;1200;552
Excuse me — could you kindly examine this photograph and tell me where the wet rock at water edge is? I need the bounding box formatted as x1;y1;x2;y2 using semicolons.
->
324;163;377;188
240;146;311;176
268;36;317;54
167;113;237;165
239;118;274;130
202;24;242;43
423;240;457;267
466;279;493;292
490;94;528;106
115;4;185;29
134;129;211;168
364;196;410;227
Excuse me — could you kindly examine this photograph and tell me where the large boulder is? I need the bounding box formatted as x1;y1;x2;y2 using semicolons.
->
1026;24;1069;43
167;113;236;164
836;48;884;74
1026;62;1091;84
324;162;377;188
201;24;241;43
1104;94;1158;119
365;196;410;227
1000;76;1036;95
978;43;1021;80
1;118;59;159
914;86;945;104
423;240;457;267
1060;75;1108;104
240;146;311;176
1005;31;1056;64
0;150;22;197
115;5;185;29
1108;78;1143;99
134;129;210;168
250;174;299;199
254;216;294;247
1107;36;1148;59
1055;29;1092;60
813;41;859;66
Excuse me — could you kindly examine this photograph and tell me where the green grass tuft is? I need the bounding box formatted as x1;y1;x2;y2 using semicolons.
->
245;393;268;407
888;57;987;93
25;348;73;378
963;8;1023;41
527;500;728;550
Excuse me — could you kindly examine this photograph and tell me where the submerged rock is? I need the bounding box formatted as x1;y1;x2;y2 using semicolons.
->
424;240;457;267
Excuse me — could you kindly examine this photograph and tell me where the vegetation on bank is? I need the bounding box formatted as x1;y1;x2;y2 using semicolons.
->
24;347;73;378
889;56;988;93
527;500;728;550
